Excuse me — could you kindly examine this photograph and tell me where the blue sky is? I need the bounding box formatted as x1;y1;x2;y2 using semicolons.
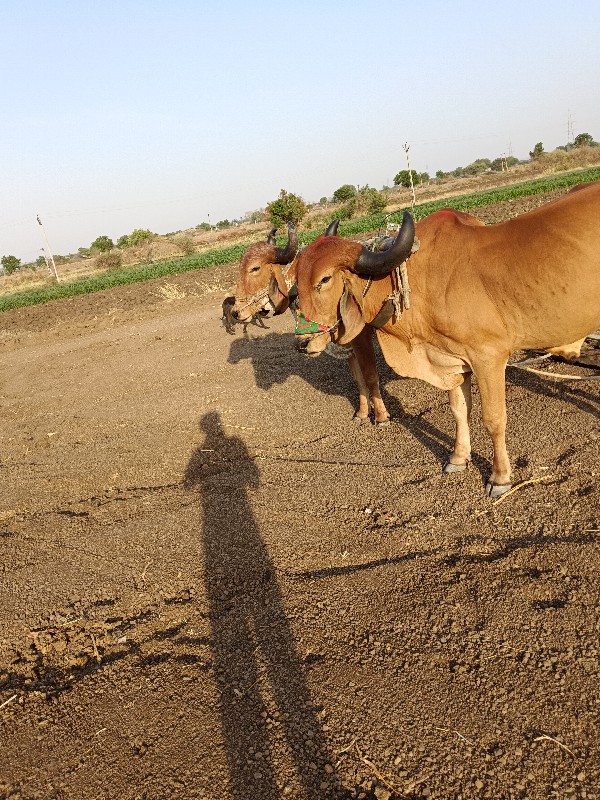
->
2;0;599;262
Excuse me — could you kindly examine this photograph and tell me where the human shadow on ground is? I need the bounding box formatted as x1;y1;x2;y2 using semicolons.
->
184;411;347;800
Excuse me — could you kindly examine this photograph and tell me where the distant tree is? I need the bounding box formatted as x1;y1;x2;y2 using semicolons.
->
452;167;466;178
358;186;387;214
78;247;92;259
127;229;155;246
418;172;430;184
196;222;212;231
490;156;520;172
436;170;449;179
573;132;596;147
35;255;47;268
338;186;387;219
116;235;130;249
91;235;114;252
1;255;21;274
332;184;357;203
529;142;544;160
319;196;328;205
463;158;491;176
216;219;231;229
266;189;308;228
393;169;418;188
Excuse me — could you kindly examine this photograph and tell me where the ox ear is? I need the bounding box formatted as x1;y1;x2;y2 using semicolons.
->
338;282;365;344
268;269;290;315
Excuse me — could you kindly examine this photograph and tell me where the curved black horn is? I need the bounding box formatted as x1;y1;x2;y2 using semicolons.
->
324;219;340;237
266;227;278;245
355;210;415;276
275;221;298;264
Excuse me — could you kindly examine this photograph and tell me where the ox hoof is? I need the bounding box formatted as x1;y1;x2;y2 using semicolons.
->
374;418;391;428
485;481;512;499
352;414;370;424
443;461;468;474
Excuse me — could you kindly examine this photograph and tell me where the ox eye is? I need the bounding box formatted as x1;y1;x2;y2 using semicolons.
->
250;266;260;273
316;275;332;291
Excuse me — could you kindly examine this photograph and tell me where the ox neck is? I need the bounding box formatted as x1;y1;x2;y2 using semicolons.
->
358;259;412;329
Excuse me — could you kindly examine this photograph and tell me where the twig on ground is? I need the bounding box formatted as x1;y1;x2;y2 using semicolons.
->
533;734;577;758
90;632;101;663
335;737;357;754
0;694;18;710
492;475;555;505
355;741;404;795
434;726;476;745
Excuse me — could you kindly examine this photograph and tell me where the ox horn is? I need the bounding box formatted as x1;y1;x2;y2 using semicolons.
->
266;227;278;245
324;219;340;237
354;210;415;276
275;221;299;264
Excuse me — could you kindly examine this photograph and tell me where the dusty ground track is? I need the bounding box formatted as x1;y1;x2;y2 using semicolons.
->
1;191;599;800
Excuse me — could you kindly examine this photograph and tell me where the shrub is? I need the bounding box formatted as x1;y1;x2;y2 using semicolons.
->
1;255;22;274
174;234;195;255
91;235;114;252
94;250;123;271
127;229;155;246
332;184;357;203
573;132;596;148
393;169;419;188
266;189;308;228
342;186;387;218
464;159;491;176
529;142;544;160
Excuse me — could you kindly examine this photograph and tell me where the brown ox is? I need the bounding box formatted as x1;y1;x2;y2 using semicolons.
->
294;182;600;497
230;222;391;424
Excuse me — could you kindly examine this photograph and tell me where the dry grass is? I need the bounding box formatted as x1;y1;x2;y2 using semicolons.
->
153;283;187;302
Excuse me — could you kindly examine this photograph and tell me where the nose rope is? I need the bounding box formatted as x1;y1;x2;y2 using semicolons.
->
234;259;297;314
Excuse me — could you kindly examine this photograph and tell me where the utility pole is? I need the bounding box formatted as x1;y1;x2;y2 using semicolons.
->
403;142;416;213
567;110;575;146
36;216;59;281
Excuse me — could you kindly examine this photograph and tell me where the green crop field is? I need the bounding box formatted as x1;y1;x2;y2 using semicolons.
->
2;166;599;314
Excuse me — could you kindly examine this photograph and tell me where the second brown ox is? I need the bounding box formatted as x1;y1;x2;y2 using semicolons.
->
231;221;391;424
294;182;600;497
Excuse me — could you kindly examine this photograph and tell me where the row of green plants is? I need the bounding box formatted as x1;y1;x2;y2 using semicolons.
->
2;167;599;314
321;167;600;241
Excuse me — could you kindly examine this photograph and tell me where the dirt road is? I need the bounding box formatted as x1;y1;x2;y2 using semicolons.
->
1;192;598;799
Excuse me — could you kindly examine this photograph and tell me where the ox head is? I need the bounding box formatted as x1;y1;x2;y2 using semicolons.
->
232;222;299;322
295;211;415;356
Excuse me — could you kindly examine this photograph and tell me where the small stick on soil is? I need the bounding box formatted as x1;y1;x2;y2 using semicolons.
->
355;741;404;796
140;561;151;580
533;734;577;758
435;726;476;745
90;632;101;663
0;694;18;710
335;737;357;754
492;474;555;505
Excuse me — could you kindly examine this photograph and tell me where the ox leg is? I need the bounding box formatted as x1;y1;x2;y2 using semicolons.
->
347;351;371;422
349;328;390;426
475;360;512;498
444;373;472;473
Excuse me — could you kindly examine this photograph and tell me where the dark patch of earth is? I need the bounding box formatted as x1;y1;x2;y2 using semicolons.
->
0;189;598;800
